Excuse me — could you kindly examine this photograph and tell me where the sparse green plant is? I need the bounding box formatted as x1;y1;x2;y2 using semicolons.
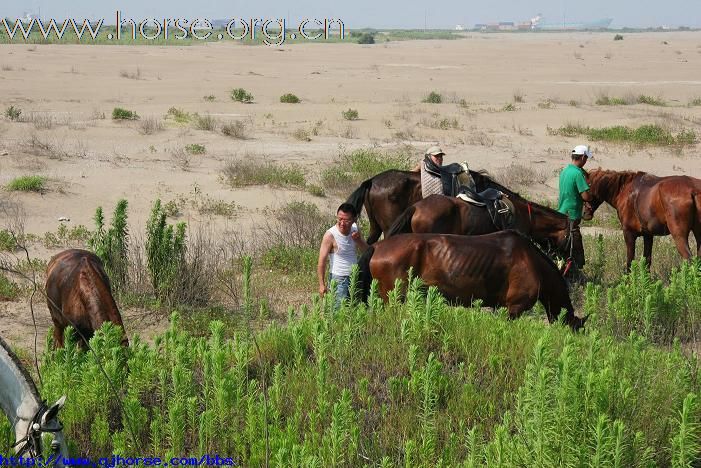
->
549;123;696;146
0;230;16;251
356;32;375;44
637;95;666;106
7;175;45;192
422;91;443;104
222;159;306;188
203;95;216;102
689;97;701;106
88;200;129;291
145;199;187;304
614;34;624;40
307;184;325;197
538;100;553;109
280;93;300;103
569;100;579;107
0;274;20;301
342;108;359;120
138;116;163;135
185;144;206;155
502;103;516;112
230;88;253;103
513;90;524;103
112;107;139;120
5;105;21;121
166;107;191;124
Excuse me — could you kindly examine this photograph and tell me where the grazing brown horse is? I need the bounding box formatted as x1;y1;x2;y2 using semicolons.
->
45;249;128;348
584;169;701;269
385;193;576;259
346;169;508;244
358;231;586;330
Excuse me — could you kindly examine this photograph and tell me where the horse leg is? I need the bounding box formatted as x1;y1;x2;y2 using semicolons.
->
668;224;693;261
623;230;638;271
366;215;382;244
642;234;654;269
693;225;701;257
53;326;64;349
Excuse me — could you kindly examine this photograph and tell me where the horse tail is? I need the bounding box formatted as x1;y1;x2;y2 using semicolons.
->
346;178;373;218
386;205;416;238
357;246;376;303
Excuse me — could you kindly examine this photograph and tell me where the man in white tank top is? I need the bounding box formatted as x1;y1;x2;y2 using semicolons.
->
317;203;368;307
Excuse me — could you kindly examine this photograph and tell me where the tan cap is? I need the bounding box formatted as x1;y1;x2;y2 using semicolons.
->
425;145;445;157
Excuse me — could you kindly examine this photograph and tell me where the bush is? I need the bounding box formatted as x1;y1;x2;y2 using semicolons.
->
356;33;375;44
145;199;187;305
185;144;206;155
422;91;443;104
193;113;218;131
7;175;45;192
0;229;16;251
342;108;359;120
221;121;247;139
231;88;253;103
166;107;191;124
280;93;300;103
0;274;20;301
4;105;21;121
112;107;139;120
614;34;624;40
88;200;129;292
222;160;306;188
320;147;413;195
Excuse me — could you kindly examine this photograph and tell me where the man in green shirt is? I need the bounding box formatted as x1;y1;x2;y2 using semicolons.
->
557;145;593;267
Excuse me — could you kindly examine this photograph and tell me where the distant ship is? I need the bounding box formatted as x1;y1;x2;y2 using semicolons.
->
475;14;613;31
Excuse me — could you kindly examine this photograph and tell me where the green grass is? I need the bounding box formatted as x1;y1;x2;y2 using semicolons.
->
4;105;21;121
320;147;413;195
0;229;16;251
549;123;696;146
422;91;443;104
0;274;20;301
112;107;139;120
6;175;46;192
185;144;206;155
222;160;306;188
341;108;359;120
165;107;191;124
279;93;300;103
231;88;253;103
595;94;666;106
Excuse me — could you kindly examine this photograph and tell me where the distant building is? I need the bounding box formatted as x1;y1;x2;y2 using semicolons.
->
455;24;464;31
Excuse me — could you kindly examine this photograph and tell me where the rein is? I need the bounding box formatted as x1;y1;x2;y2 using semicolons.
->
12;401;62;458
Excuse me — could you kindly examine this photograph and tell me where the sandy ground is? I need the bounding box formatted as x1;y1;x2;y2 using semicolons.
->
1;31;701;352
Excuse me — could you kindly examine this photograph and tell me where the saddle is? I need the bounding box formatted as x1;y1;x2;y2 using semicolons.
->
457;186;515;230
423;157;475;197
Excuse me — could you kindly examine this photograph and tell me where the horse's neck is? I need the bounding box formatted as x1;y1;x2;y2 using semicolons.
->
514;197;565;232
0;340;41;443
598;172;637;208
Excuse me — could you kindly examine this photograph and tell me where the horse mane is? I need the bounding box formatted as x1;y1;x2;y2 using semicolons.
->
587;169;645;200
471;170;567;219
0;335;41;400
504;229;562;271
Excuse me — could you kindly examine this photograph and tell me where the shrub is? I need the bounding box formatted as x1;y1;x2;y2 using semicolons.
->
4;105;21;121
203;95;216;101
166;107;191;124
356;33;375;44
145;199;187;305
112;107;139;120
193;113;218;131
231;88;253;103
502;103;516;111
422;91;443;104
0;274;20;301
342;108;359;120
292;128;311;141
280;93;300;103
221;121;247;139
0;229;16;251
138;116;163;134
320;147;413;194
185;144;206;155
222;160;306;188
88;200;129;292
637;95;665;106
7;175;45;192
614;34;624;40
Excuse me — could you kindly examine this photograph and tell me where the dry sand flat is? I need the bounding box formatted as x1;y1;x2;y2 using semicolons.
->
1;31;701;349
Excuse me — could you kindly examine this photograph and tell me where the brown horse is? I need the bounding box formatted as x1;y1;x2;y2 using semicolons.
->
385;193;576;260
584;169;701;269
346;169;507;244
45;249;128;348
358;231;586;330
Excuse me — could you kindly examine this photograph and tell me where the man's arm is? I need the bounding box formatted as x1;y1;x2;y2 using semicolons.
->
317;232;333;295
351;230;369;253
580;190;592;202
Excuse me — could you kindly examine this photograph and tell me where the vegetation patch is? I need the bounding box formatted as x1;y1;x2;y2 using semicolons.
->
222;160;306;188
422;91;443;104
165;107;191;124
231;88;254;103
112;107;139;120
548;123;696;146
6;175;46;192
279;93;300;103
321;146;413;195
342;108;359;120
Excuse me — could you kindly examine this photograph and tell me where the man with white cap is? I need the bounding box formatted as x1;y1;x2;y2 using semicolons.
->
412;145;446;198
557;144;593;267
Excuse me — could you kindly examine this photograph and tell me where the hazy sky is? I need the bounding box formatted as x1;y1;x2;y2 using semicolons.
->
3;0;700;29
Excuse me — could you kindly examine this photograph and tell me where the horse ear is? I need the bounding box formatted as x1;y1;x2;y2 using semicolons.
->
42;395;67;425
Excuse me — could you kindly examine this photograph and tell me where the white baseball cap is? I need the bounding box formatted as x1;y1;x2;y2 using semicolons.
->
425;145;445;157
571;144;592;158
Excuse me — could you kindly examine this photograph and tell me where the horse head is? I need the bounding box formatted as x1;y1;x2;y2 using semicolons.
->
15;395;69;465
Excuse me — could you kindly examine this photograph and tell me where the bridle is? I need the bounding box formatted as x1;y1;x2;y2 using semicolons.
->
12;402;63;458
523;201;575;276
